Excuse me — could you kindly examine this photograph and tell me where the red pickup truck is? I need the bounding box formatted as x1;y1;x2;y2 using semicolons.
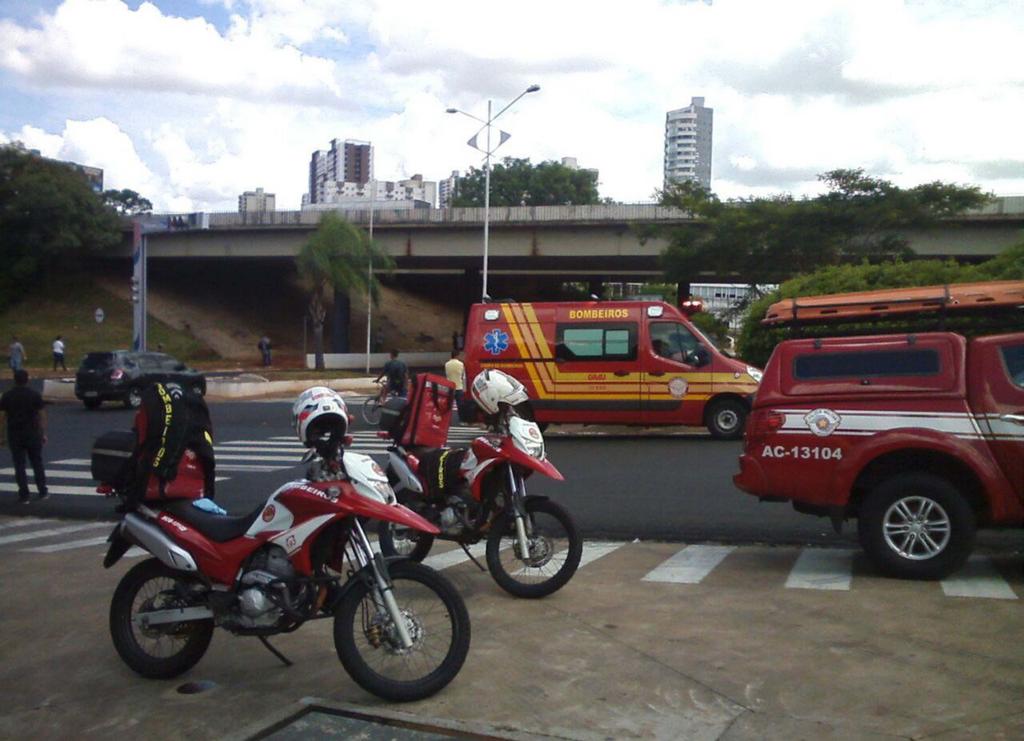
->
734;281;1024;579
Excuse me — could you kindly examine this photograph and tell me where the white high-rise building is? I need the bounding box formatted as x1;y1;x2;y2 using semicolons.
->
664;97;713;191
302;174;438;210
238;187;275;215
306;139;373;205
438;170;459;209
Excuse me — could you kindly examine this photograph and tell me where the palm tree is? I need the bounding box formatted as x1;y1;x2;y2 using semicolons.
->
296;212;394;369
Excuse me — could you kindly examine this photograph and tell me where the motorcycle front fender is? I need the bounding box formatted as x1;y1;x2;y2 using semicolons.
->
341;491;440;536
103;522;131;569
499;440;565;481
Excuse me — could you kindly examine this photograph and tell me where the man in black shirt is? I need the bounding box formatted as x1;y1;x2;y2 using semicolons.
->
375;349;409;398
0;369;48;503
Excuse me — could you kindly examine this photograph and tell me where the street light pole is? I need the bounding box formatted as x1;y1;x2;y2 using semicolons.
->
365;177;376;373
447;84;539;302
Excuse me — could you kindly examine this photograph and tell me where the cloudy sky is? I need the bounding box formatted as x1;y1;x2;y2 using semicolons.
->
1;0;1022;211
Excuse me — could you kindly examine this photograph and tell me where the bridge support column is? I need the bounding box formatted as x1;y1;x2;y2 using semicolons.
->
331;289;351;353
676;281;691;305
588;277;605;299
461;267;481;324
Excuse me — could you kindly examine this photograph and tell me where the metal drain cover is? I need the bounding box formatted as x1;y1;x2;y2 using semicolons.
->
257;706;512;740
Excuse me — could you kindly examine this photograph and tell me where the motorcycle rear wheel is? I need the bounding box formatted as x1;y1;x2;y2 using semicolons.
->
377;520;435;562
486;498;582;598
109;558;214;679
334;560;470;702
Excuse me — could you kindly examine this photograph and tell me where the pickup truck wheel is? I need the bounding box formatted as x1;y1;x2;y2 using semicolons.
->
706;398;747;440
857;473;975;580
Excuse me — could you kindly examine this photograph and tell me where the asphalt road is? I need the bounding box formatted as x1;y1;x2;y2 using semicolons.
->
2;398;1022;551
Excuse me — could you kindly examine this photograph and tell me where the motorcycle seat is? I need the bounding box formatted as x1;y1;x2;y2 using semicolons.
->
164;500;264;542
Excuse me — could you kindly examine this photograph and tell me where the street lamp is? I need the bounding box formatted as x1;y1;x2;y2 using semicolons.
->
447;84;540;301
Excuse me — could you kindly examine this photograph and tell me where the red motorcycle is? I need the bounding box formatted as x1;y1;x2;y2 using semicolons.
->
377;370;582;599
95;388;470;702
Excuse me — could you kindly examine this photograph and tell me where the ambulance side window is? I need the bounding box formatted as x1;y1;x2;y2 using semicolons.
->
650;322;706;365
556;323;637;361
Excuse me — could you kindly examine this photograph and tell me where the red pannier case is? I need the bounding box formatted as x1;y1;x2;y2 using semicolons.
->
144;448;208;501
401;373;456;448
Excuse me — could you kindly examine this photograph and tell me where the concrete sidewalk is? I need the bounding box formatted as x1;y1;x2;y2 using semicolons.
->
1;534;1022;740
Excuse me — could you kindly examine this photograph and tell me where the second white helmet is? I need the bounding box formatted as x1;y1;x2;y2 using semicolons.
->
470;369;529;415
292;386;349;447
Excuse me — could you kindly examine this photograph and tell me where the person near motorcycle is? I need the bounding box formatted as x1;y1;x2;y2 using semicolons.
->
128;381;216;505
375;349;409;398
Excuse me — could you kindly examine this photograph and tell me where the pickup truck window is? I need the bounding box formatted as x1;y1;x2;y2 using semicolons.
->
556;323;636;361
793;349;940;380
1001;344;1024;388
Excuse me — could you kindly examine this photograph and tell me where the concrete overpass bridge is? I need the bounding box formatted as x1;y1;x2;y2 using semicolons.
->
139;197;1024;294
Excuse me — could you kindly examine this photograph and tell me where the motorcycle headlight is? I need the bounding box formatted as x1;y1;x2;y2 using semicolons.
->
514;434;545;460
746;366;763;383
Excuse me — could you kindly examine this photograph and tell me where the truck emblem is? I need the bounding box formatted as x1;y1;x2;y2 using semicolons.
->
668;378;688;399
804;409;841;437
483;329;510;356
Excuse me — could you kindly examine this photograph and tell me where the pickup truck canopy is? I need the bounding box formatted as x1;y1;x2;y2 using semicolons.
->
762;280;1024;326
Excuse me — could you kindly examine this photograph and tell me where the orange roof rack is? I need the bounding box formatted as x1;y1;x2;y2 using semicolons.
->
762;280;1024;326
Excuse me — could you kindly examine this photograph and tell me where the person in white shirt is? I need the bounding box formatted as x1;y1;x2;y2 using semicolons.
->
52;336;67;371
444;351;466;412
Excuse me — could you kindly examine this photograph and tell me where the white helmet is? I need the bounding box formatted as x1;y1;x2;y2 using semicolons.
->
470;369;529;415
292;386;349;447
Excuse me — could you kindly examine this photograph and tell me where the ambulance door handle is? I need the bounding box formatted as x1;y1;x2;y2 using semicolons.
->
613;370;630;377
648;371;666;377
1001;414;1024;426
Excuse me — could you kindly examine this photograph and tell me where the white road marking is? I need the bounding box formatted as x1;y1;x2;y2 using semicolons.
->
0;483;105;497
578;541;625;569
1;468;227;483
0;517;66;530
213;454;304;462
218;464;293;472
642;544;735;584
941;556;1018;600
21;535;111;553
785;549;855;591
0;522;110;546
423;543;488;571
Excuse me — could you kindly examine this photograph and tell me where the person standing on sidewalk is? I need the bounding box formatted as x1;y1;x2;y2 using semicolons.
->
258;335;272;367
0;369;48;503
8;336;25;373
52;335;67;371
444;350;466;411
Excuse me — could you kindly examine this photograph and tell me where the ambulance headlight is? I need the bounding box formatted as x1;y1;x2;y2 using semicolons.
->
746;366;763;383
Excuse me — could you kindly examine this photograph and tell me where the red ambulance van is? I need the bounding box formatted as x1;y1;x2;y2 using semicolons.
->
464;300;761;439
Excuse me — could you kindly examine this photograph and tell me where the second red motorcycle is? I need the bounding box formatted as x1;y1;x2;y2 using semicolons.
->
377;370;582;599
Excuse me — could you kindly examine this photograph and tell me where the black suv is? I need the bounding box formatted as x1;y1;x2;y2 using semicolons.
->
75;351;206;409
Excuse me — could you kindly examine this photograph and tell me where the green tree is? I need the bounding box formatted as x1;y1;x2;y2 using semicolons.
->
451;157;600;207
102;188;153;215
0;143;122;309
735;245;1024;366
296;212;394;369
658;170;990;286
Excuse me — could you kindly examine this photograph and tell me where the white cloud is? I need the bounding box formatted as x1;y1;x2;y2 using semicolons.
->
2;0;1022;210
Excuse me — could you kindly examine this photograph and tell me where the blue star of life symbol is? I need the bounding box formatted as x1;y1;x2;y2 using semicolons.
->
484;329;510;356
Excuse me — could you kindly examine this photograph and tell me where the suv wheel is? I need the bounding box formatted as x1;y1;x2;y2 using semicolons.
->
857;472;975;580
125;386;143;409
706;398;747;440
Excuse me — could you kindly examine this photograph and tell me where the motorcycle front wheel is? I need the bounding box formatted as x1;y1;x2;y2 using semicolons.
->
486;498;582;599
377;520;435;562
333;560;470;702
109;558;214;679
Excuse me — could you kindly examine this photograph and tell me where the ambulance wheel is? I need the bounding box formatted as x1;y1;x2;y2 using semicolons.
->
706;398;746;440
378;521;434;562
858;473;975;580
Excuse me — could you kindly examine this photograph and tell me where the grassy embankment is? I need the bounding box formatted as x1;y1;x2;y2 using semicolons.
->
0;279;217;374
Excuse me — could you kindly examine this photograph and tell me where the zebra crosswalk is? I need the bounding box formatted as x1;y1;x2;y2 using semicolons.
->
0;425;484;498
1;516;1019;601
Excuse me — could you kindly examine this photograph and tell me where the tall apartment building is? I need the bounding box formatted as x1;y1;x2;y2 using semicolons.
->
307;139;373;205
438;170;459;209
664;97;713;190
238;187;275;215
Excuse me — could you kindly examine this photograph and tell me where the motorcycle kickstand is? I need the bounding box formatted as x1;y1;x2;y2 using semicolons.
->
460;543;487;572
257;636;293;667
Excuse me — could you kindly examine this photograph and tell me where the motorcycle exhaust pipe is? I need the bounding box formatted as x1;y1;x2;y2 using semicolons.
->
123;513;199;573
